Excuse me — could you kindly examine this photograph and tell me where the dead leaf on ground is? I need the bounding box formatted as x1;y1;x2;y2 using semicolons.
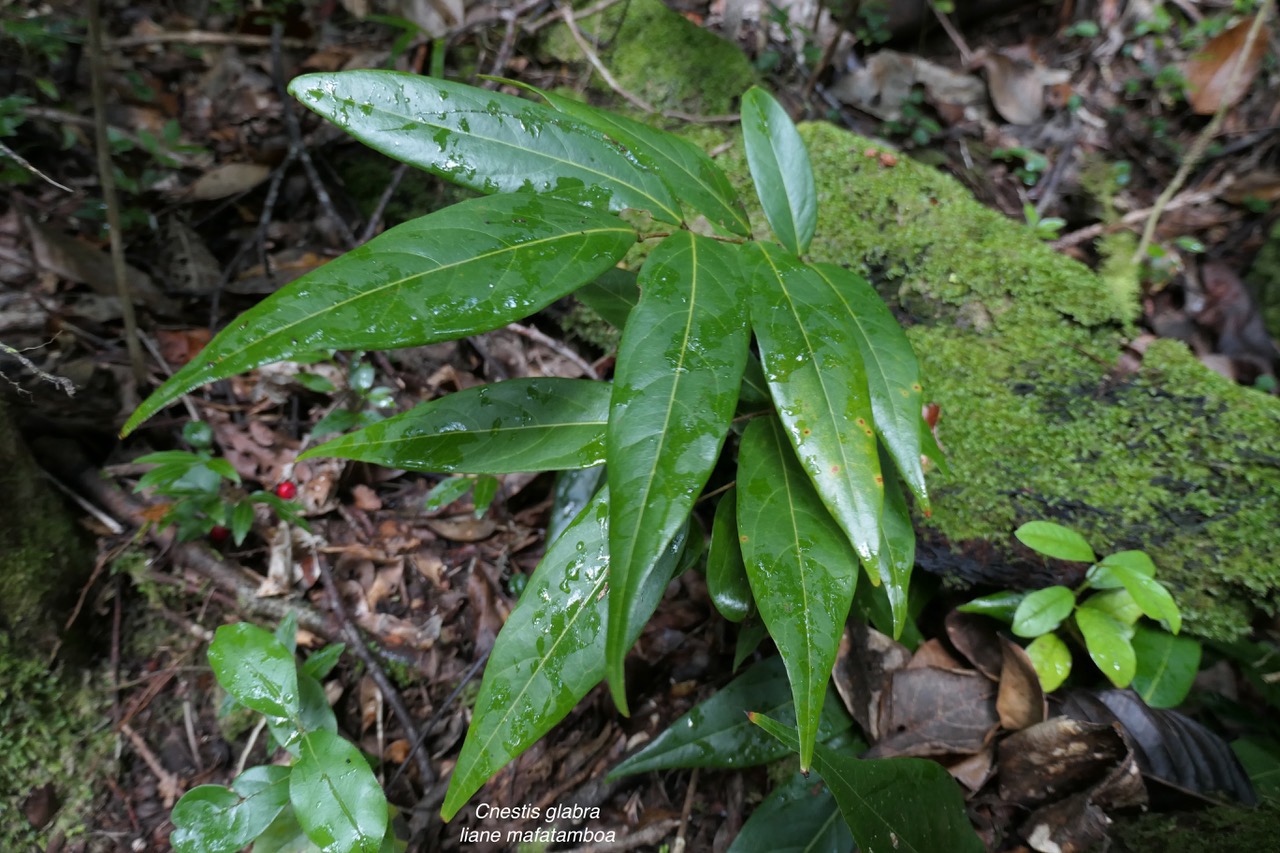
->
155;328;212;368
25;217;180;314
184;162;271;201
829;50;987;121
977;49;1045;125
1184;15;1271;115
997;636;1047;730
945;610;1004;680
425;515;498;542
865;666;999;758
157;218;221;295
997;716;1131;806
832;622;912;740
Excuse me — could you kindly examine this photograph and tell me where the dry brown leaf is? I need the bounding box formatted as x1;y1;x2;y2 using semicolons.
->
155;328;211;368
25;217;179;314
864;667;999;758
978;50;1045;125
945;609;1004;680
832;622;912;740
425;515;497;542
1184;16;1271;115
359;674;382;735
997;636;1047;731
185;162;271;201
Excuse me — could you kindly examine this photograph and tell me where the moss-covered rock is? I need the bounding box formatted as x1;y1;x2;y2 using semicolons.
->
706;121;1280;641
1109;799;1280;852
540;0;758;116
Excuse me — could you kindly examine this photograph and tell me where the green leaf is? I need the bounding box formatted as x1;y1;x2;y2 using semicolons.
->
1011;586;1076;638
728;770;854;853
303;644;346;681
251;807;313;853
605;232;750;711
735;616;770;671
707;488;752;623
1131;623;1201;708
741;87;817;255
1014;521;1097;562
207;623;300;719
471;474;499;516
747;243;883;568
537;89;751;236
441;487;680;820
1093;565;1182;633
1232;737;1280;798
302;378;611;473
956;590;1024;622
171;784;277;853
290;71;681;224
1080;588;1143;625
1075;607;1137;688
121;194;634;435
811;263;927;507
871;454;914;639
291;730;387;853
424;476;472;511
610;656;853;777
547;465;605;545
1024;633;1073;692
231;499;254;546
737;416;859;770
1098;549;1157;579
750;714;984;853
574;268;639;331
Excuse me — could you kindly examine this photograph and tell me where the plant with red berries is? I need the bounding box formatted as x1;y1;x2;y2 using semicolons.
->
133;421;307;544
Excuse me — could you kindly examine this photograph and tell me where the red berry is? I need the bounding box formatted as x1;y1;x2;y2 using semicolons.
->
275;481;297;500
209;525;230;543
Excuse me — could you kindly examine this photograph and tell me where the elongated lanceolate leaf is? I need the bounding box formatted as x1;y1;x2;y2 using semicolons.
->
606;232;750;711
122;195;633;435
291;731;386;853
537;89;751;236
750;714;984;853
748;242;883;567
873;451;915;639
737;416;859;770
300;378;610;473
290;71;681;224
441;488;683;821
728;771;853;853
707;488;752;623
611;655;853;777
575;268;639;331
741;87;817;255
811;263;927;507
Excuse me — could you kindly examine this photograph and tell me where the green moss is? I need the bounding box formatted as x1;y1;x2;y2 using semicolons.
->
1248;220;1280;339
702;120;1280;640
1110;799;1280;852
541;0;757;116
0;633;112;849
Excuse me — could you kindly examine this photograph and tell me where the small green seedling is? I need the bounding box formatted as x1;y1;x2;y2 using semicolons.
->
960;520;1201;706
170;615;401;853
133;421;306;544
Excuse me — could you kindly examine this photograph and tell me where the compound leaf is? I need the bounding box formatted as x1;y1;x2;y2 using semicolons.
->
122;195;633;435
302;378;610;473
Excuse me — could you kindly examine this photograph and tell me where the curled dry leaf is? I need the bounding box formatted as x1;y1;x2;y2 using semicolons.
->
832;622;912;740
997;636;1047;731
184;162;271;201
1184;15;1271;115
975;48;1045;125
864;667;999;758
945;609;1004;680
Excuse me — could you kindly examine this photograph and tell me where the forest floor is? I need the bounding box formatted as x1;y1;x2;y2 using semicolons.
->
3;0;1279;851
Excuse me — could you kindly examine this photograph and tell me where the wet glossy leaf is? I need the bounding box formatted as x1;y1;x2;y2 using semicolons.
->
1011;586;1076;638
1075;607;1136;688
423;476;472;511
171;784;271;853
1014;521;1097;562
735;616;770;670
811;263;927;507
1025;632;1073;693
252;807;312;853
747;243;882;568
750;714;984;853
1097;565;1181;633
707;488;752;623
957;590;1024;623
441;488;681;820
610;656;853;777
1131;623;1201;708
1097;549;1157;579
547;465;605;545
302;378;610;473
471;474;499;516
728;770;854;853
1081;588;1143;625
208;623;299;719
302;644;345;681
574;268;639;331
737;416;859;770
291;730;387;853
872;453;914;638
538;89;751;236
741;87;816;255
290;71;681;223
122;195;634;435
606;232;750;710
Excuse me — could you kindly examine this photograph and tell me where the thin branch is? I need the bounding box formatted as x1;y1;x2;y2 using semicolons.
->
556;0;657;113
108;30;312;49
358;162;409;244
24;106;207;169
88;0;146;387
0;340;76;396
0;139;73;192
505;321;600;379
1133;0;1274;263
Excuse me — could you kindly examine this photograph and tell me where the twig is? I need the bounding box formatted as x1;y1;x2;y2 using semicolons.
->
926;0;972;64
672;767;699;853
136;331;201;423
183;698;205;773
358;162;409;244
1132;0;1274;263
527;0;623;34
561;819;681;852
0;340;76;397
1053;183;1225;250
120;722;183;807
483;8;525;86
556;0;657;113
109;30;312;49
0;139;73;192
270;23;357;249
505;321;600;379
88;0;147;387
235;717;268;777
389;649;490;789
314;546;436;787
